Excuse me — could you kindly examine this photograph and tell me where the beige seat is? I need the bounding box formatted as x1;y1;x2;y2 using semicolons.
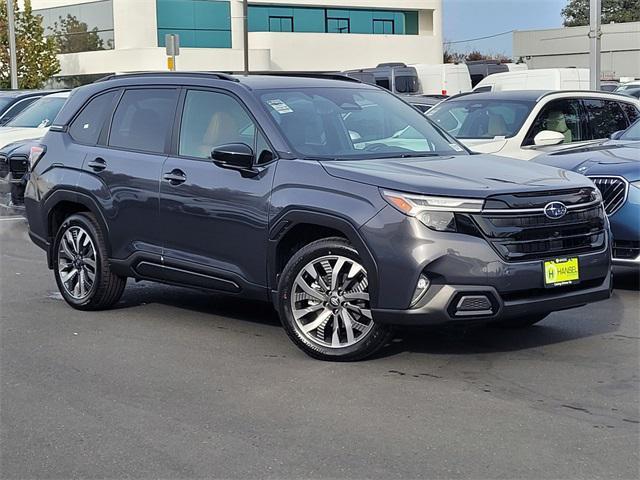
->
487;114;508;137
545;111;572;143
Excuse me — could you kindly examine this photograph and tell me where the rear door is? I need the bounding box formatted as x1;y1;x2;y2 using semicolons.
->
79;87;179;259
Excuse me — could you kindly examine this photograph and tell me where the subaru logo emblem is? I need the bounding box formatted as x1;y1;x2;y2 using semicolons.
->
544;201;568;220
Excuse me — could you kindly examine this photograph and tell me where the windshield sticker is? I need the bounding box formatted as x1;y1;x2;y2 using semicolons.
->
267;99;293;114
449;143;464;152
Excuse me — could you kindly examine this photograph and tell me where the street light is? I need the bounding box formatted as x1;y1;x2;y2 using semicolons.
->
243;0;249;75
6;0;19;89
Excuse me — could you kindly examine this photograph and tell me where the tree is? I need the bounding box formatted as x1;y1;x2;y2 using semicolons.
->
50;14;110;54
0;0;60;88
443;48;513;64
562;0;640;27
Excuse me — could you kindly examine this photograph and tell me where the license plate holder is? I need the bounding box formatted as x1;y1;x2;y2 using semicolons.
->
543;257;580;288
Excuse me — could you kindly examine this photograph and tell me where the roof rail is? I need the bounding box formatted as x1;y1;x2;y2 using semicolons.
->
94;71;239;83
245;71;362;83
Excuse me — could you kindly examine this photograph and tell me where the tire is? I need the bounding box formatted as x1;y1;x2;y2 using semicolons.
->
490;313;549;329
53;212;126;311
277;237;392;361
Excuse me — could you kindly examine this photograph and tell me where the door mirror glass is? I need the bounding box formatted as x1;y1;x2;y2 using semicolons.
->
212;143;255;169
534;130;565;146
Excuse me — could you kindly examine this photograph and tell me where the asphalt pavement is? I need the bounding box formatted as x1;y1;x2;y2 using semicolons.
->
1;216;638;479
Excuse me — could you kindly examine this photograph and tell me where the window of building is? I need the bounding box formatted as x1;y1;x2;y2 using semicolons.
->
109;89;178;154
157;0;232;48
179;90;257;159
268;16;294;32
35;0;114;53
373;19;395;34
327;17;350;34
70;91;118;145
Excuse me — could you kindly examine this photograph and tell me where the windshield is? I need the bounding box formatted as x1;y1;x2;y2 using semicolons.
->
6;96;66;128
259;87;467;160
620;119;640;141
428;99;535;139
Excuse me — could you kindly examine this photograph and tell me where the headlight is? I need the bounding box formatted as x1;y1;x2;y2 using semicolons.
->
381;190;484;232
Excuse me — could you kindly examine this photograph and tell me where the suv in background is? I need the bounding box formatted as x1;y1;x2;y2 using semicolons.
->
0;90;65;126
25;73;611;361
428;90;640;160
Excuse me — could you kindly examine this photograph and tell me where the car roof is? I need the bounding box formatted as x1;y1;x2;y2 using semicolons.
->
0;89;63;99
447;89;640;103
230;74;377;90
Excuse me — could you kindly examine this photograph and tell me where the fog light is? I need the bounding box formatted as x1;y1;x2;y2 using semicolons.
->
410;274;431;307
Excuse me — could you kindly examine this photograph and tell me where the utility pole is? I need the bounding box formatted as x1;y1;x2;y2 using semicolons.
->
589;0;602;90
6;0;19;89
242;0;249;75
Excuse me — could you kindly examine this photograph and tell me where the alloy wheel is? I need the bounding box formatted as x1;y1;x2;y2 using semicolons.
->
57;226;97;300
290;255;374;348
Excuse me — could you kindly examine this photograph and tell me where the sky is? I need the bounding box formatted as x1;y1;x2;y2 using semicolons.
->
443;0;568;57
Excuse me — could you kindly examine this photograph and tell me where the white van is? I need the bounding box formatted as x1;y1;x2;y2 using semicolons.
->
505;63;528;72
474;68;590;92
411;63;472;96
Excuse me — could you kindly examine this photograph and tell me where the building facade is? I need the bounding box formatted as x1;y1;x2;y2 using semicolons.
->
26;0;443;84
514;22;640;80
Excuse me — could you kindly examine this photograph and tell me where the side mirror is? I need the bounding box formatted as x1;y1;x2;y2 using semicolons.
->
610;130;624;140
211;143;254;170
534;130;565;147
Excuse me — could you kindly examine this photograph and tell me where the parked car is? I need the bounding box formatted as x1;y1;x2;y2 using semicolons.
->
0;90;66;126
343;63;420;94
411;63;471;96
600;81;620;92
535;119;640;267
427;90;640;160
467;60;509;87
473;68;591;93
619;87;640;100
616;80;640;92
0;138;37;206
25;72;612;360
400;94;442;113
0;91;70;149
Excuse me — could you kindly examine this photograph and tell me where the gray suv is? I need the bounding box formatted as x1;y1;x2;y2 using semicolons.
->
24;73;611;361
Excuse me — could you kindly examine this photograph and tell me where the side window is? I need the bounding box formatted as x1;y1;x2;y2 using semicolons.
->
69;91;117;145
524;99;585;146
108;89;178;154
179;90;258;159
584;99;629;139
620;102;640;125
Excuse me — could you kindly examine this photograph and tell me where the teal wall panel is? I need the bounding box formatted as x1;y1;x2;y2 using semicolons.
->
157;0;231;48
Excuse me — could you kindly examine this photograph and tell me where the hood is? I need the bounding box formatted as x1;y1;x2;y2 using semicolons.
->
320;154;593;198
457;138;508;154
0;127;48;150
534;141;640;182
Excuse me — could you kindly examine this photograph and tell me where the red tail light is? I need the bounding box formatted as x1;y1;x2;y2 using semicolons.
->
441;89;447;96
28;145;46;170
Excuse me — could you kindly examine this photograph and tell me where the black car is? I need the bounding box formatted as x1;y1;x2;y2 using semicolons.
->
24;72;611;360
0;90;66;126
0;138;37;206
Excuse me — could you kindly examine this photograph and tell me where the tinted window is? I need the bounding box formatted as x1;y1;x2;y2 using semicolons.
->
260;88;466;159
584;99;629;139
179;90;256;159
524;99;585;145
6;96;67;128
428;99;533;139
109;89;177;153
395;76;420;94
621;102;640;124
69;91;117;145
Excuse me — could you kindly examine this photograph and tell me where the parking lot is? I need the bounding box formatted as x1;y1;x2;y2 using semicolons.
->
1;213;638;479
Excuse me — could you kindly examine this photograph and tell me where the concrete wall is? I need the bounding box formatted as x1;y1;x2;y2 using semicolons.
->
514;22;640;79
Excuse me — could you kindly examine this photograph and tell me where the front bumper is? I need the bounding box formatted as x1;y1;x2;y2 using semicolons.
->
360;206;612;326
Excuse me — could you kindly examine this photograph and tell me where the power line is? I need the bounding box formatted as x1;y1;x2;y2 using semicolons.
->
444;30;514;45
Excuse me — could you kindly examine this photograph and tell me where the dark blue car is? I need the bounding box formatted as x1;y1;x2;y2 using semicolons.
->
535;120;640;267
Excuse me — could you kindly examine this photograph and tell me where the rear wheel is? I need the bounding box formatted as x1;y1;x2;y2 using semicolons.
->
278;238;392;361
491;313;549;329
53;212;126;311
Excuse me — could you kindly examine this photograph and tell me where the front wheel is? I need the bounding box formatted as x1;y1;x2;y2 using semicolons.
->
278;237;392;361
53;212;126;311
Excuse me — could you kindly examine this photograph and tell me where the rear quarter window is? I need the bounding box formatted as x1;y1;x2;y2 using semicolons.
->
620;102;640;124
69;91;118;145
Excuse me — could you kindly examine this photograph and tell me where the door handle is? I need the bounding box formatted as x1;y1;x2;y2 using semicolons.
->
87;157;106;171
163;169;186;185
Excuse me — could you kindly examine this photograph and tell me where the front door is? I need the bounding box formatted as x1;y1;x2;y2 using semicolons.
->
159;89;277;290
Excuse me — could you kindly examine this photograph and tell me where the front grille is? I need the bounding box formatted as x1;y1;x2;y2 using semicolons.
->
473;204;606;262
589;176;628;216
613;240;640;260
8;154;28;179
